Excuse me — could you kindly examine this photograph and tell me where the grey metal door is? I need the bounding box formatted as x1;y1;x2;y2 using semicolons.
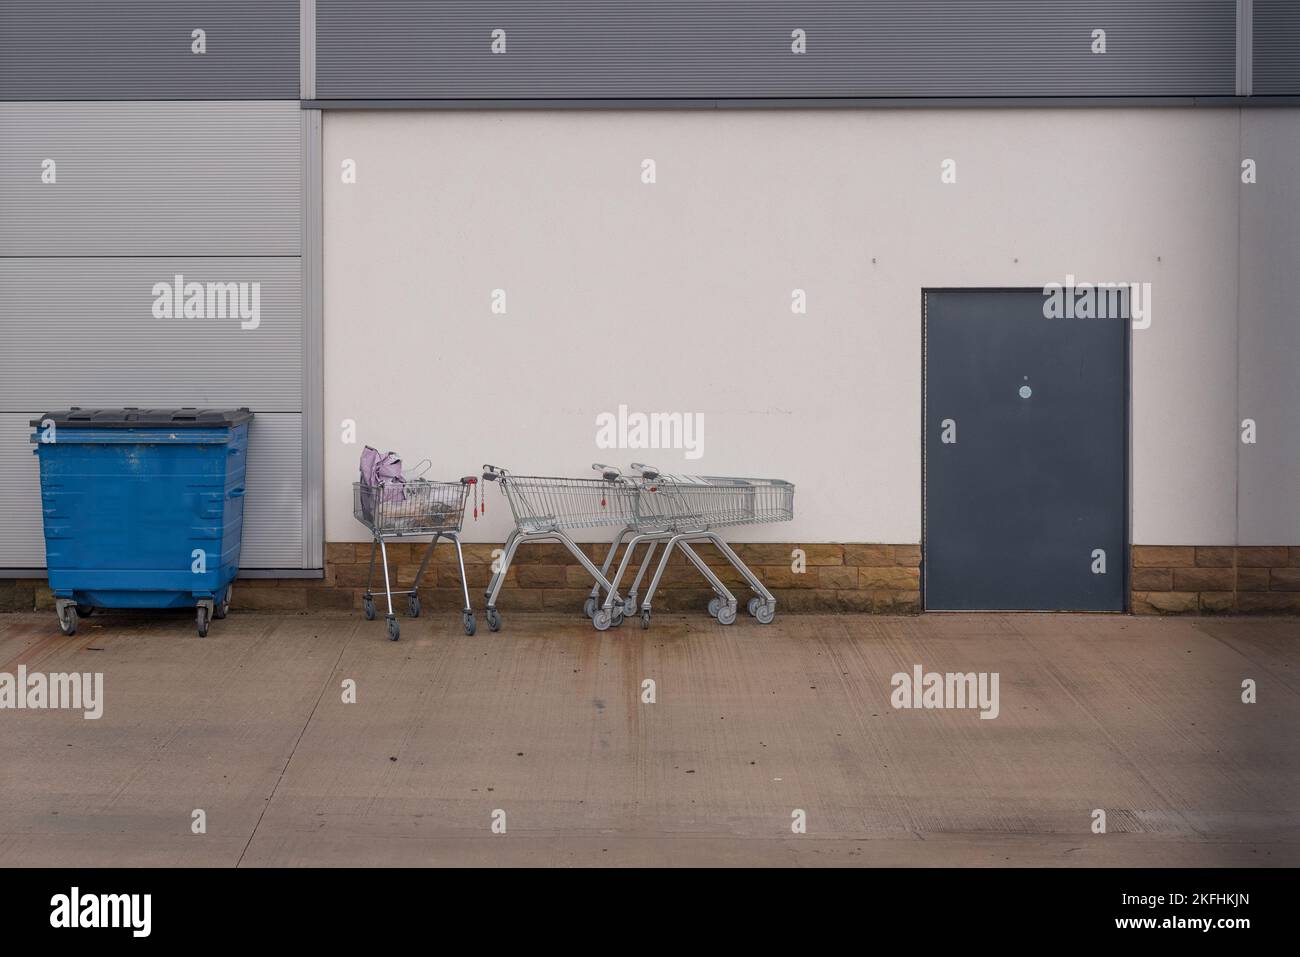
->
923;289;1127;611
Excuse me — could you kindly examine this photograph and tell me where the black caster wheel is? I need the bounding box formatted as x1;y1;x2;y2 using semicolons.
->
363;594;376;621
463;611;477;636
213;585;232;620
58;606;79;636
196;606;210;637
486;607;501;632
76;604;95;618
640;609;651;630
408;594;421;618
386;615;400;641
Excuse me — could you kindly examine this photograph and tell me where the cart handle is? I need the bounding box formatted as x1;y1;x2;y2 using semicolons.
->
592;463;622;481
460;476;478;485
482;464;507;481
630;462;660;480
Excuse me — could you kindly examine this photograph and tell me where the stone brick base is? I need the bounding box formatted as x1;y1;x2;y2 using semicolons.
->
0;542;921;615
5;543;1299;616
1131;546;1300;615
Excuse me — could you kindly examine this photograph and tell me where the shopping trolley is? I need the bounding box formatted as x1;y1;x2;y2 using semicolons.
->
480;465;637;632
603;465;795;629
353;475;478;640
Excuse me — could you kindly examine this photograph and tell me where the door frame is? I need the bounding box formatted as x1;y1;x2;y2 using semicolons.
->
920;287;1132;613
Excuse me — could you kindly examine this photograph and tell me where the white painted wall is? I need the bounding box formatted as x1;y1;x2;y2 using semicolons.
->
323;107;1265;545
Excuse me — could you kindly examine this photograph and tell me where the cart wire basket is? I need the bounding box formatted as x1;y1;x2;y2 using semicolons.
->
352;476;478;639
480;465;636;632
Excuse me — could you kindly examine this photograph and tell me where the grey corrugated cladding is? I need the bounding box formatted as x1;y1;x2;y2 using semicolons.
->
0;102;301;255
1254;1;1300;94
0;0;299;100
315;0;1237;100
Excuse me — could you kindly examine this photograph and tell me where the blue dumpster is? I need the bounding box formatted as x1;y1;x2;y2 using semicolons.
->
30;408;253;637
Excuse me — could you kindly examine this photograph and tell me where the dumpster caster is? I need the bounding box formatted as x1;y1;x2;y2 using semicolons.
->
56;601;78;636
213;585;231;620
386;615;400;641
463;610;477;636
363;594;376;621
76;604;95;618
196;606;210;638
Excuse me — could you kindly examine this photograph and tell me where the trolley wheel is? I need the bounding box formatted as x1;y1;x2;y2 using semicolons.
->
716;604;737;626
196;606;210;638
58;606;79;636
592;608;613;632
623;596;638;617
386;615;400;641
76;604;95;618
583;596;597;619
707;596;722;617
640;609;651;630
747;596;761;618
363;594;376;621
611;608;625;628
213;585;232;620
463;611;477;636
408;594;421;618
755;603;776;625
486;607;501;632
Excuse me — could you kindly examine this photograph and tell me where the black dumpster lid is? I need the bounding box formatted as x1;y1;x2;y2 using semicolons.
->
31;408;254;428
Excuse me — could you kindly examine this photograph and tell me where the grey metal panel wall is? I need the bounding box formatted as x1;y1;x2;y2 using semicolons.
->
0;102;301;256
0;258;303;410
1253;1;1300;94
242;413;306;567
0;414;45;568
315;0;1237;100
0;412;304;569
0;1;299;101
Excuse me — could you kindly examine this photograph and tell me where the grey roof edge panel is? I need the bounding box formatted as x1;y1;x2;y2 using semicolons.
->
0;1;299;101
315;0;1237;100
1254;0;1300;95
301;95;1300;111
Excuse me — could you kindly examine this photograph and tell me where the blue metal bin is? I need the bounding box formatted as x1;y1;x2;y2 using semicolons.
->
30;407;253;636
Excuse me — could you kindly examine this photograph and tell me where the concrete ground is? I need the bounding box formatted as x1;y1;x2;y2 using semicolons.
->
0;608;1296;867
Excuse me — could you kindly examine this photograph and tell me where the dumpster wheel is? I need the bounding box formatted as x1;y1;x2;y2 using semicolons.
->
57;603;78;636
196;604;210;638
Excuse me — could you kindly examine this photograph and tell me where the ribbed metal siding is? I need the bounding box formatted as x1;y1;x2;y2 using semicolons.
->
0;412;304;569
0;258;303;410
0;102;301;256
1254;1;1300;94
0;0;299;101
315;0;1236;99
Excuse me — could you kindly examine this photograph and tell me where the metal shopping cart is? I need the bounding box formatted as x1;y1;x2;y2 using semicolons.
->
584;463;745;630
608;465;795;629
353;476;478;640
480;464;638;632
